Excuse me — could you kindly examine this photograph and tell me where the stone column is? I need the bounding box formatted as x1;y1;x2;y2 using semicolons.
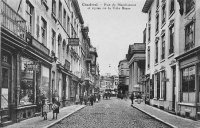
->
133;61;138;91
131;63;134;92
129;64;132;93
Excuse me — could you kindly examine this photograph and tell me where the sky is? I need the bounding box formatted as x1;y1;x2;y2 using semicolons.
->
78;0;147;76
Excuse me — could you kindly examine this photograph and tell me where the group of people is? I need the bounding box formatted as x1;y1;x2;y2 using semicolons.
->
42;96;60;120
83;93;101;106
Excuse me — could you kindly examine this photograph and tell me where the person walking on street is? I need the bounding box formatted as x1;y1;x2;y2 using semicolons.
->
90;94;94;106
130;92;134;105
52;97;60;119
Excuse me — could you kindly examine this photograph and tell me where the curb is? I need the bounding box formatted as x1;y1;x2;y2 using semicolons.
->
131;104;178;128
43;105;86;128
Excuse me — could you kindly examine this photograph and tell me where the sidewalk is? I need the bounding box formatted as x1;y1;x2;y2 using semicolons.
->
5;105;85;128
131;100;200;128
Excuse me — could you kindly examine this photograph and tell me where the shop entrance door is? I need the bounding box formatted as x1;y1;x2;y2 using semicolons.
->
1;66;11;122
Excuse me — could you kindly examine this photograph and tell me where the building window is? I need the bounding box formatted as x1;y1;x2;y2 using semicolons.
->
185;22;195;51
181;66;195;102
169;25;174;55
148;24;151;42
51;29;56;52
186;0;195;14
156;13;159;33
161;34;165;60
36;16;40;39
63;9;66;30
58;35;62;61
52;0;56;16
161;70;166;100
150;74;154;99
41;17;47;45
156;72;160;99
162;4;166;24
20;57;35;105
148;10;151;22
26;2;34;34
58;1;62;23
156;0;159;9
62;41;66;59
147;46;150;68
67;16;70;34
169;0;175;14
155;41;158;64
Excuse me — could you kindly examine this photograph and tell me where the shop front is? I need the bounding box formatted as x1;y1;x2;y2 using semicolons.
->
15;55;51;122
176;47;200;119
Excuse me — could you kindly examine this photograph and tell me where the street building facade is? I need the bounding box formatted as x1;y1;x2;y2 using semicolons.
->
0;0;99;126
175;0;200;119
118;59;129;94
126;43;146;95
142;0;181;113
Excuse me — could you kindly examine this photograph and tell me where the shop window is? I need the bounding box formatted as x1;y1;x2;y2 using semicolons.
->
40;66;50;101
182;66;195;92
161;70;166;100
150;74;154;99
20;57;35;105
181;66;195;103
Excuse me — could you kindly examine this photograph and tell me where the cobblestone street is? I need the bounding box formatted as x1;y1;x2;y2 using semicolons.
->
51;98;171;128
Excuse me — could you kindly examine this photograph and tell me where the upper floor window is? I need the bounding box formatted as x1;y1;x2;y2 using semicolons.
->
169;25;174;54
162;4;166;24
52;0;56;16
156;13;159;33
169;0;175;14
155;41;158;64
26;2;34;34
58;1;62;23
148;10;151;22
148;24;151;42
185;22;195;51
67;16;70;34
63;9;67;30
161;34;165;60
156;0;159;9
147;46;150;68
51;29;56;52
41;18;47;45
186;0;195;14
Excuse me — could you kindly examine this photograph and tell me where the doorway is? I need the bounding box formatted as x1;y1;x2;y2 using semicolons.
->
172;66;176;111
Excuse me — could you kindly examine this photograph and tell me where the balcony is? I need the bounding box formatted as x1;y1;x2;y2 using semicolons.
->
1;0;26;40
64;59;70;71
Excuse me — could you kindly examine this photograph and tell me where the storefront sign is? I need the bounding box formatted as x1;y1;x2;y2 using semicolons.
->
24;63;39;71
68;38;79;46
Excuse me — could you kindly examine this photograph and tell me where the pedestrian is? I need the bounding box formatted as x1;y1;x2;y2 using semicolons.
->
52;97;60;119
130;92;134;105
83;93;88;105
90;94;94;106
43;99;49;120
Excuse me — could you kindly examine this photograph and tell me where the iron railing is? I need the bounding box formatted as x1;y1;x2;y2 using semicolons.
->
1;0;26;40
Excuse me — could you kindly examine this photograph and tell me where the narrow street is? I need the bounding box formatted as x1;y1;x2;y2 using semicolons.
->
51;98;171;128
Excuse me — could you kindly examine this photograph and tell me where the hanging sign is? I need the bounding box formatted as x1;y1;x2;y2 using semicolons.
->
68;38;79;46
